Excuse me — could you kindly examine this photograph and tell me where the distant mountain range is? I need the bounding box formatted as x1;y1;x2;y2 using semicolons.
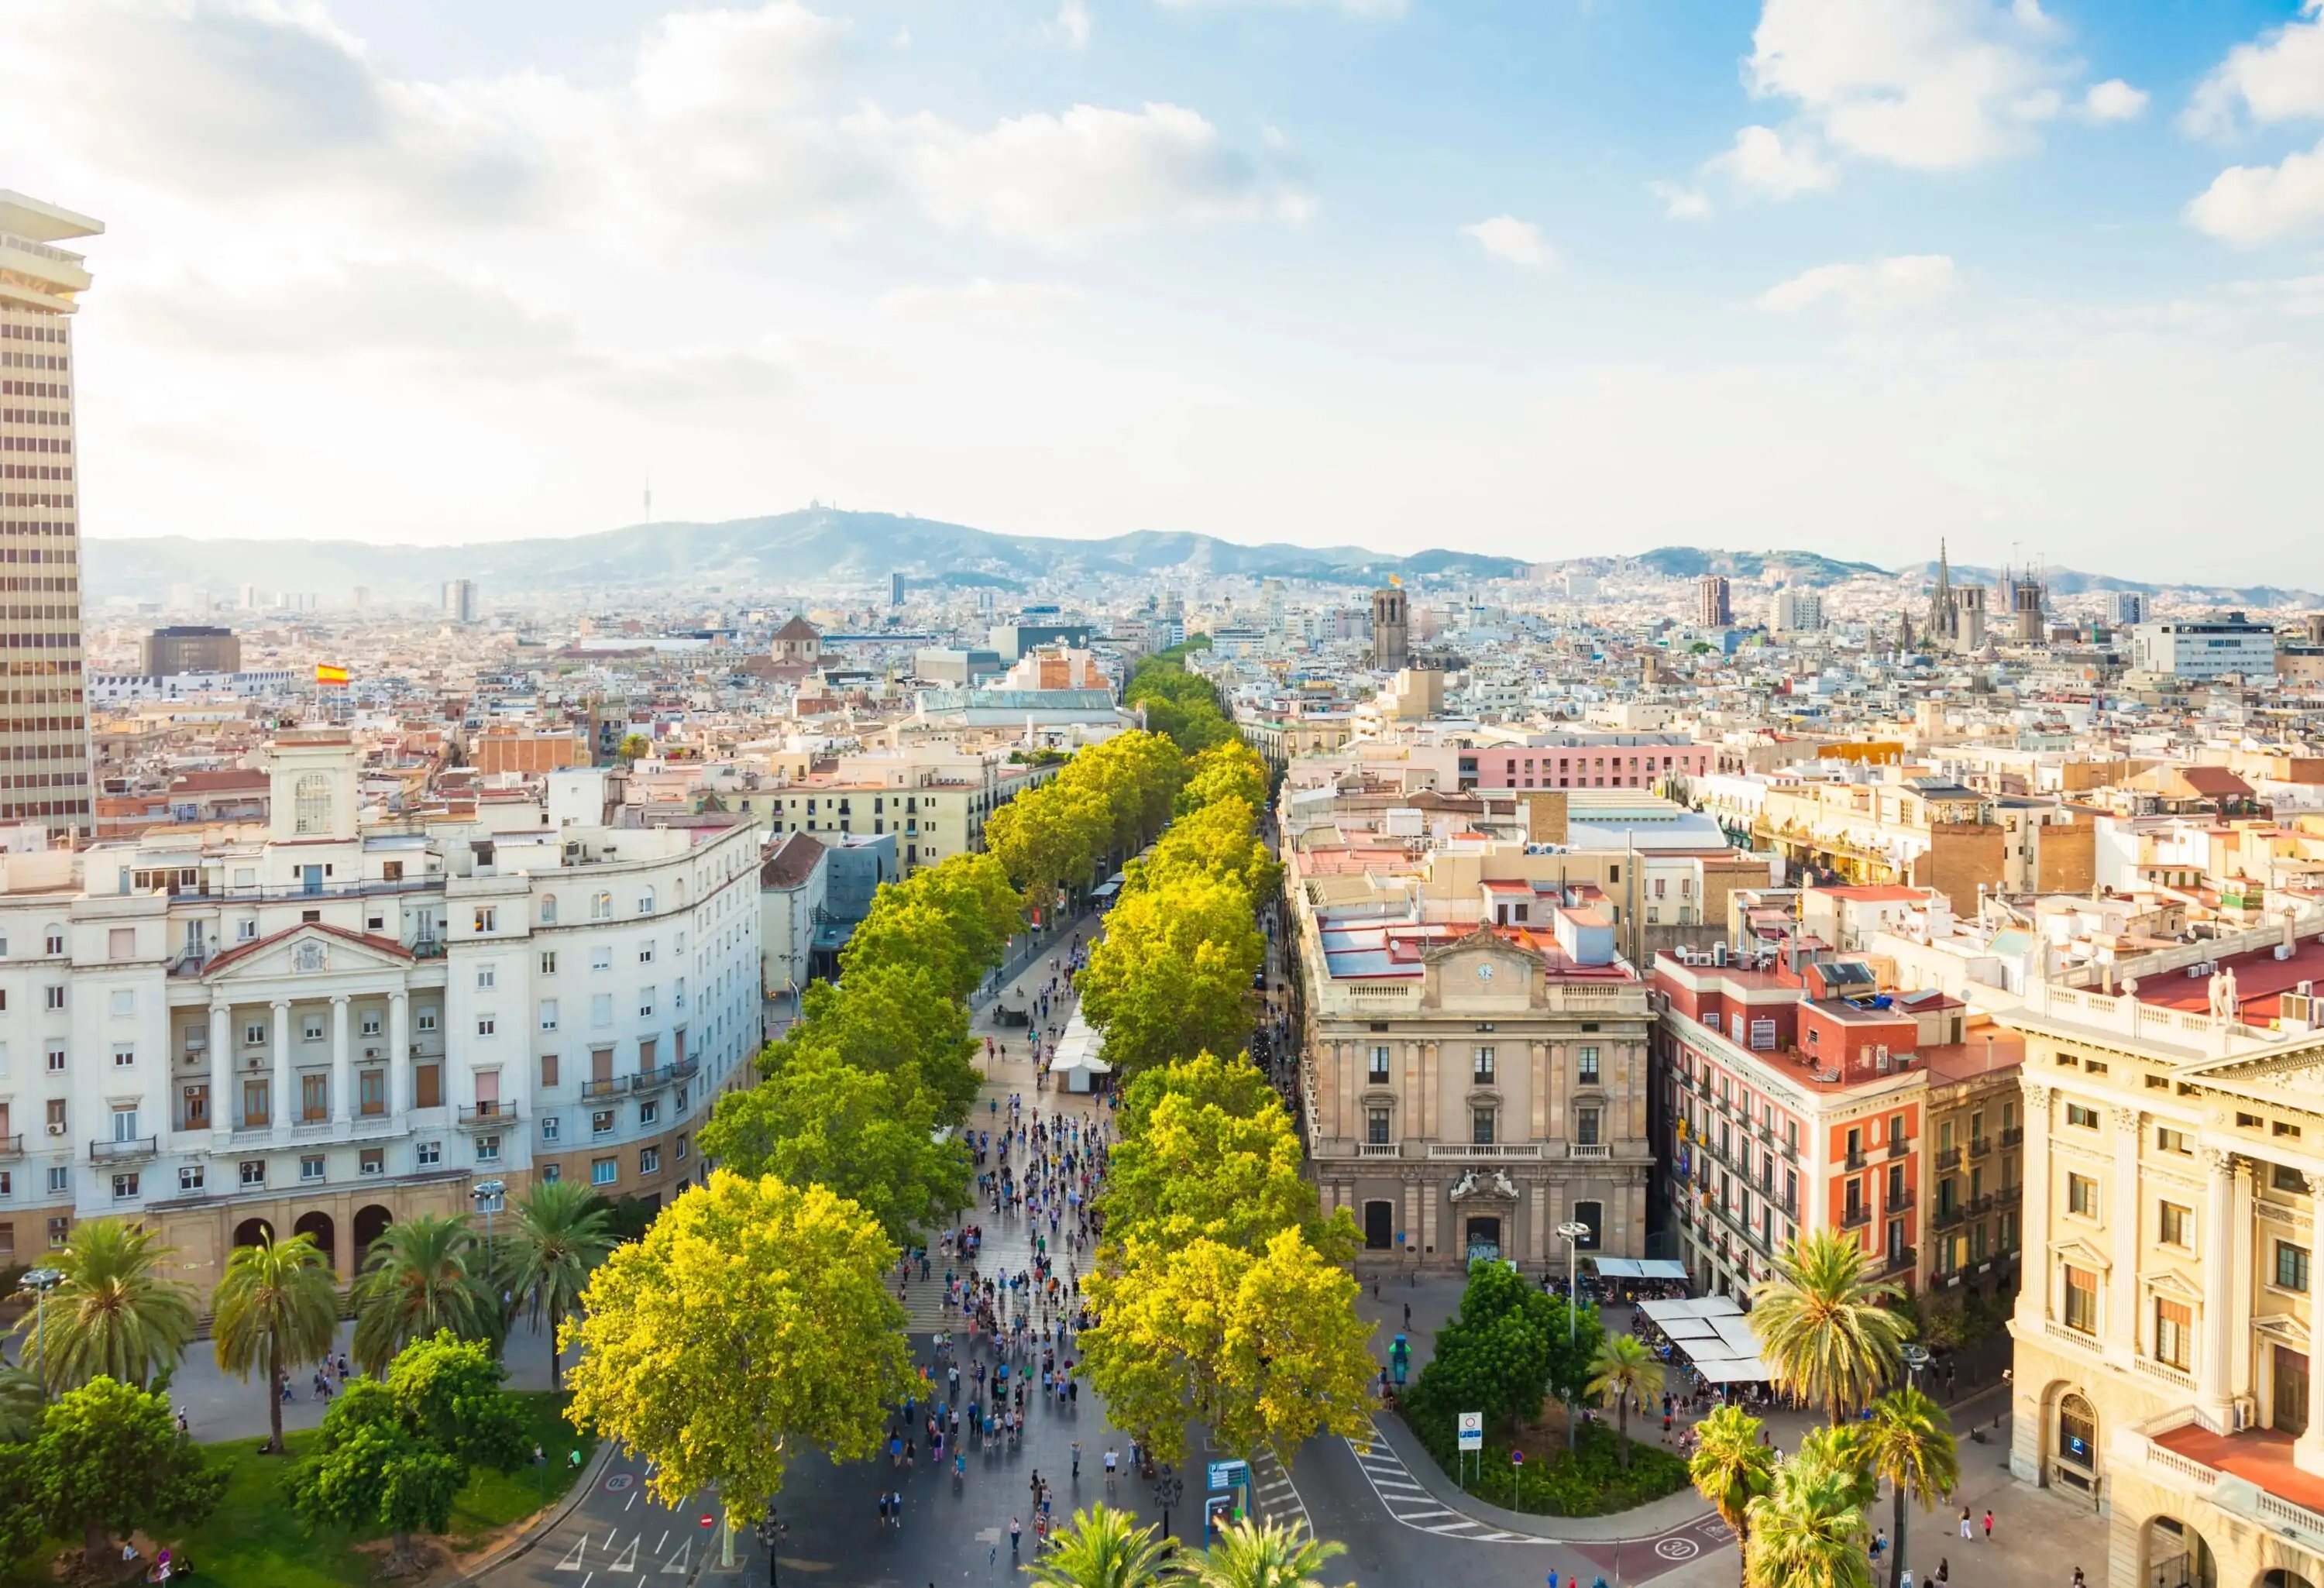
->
82;509;1529;604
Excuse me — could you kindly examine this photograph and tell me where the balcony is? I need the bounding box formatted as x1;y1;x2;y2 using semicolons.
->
1887;1136;1912;1160
0;1133;21;1159
2144;1421;2324;1555
1931;1204;1966;1231
2000;1126;2025;1149
1998;1183;2023;1208
580;1078;624;1100
1886;1188;1917;1212
89;1136;159;1163
631;1057;701;1095
1937;1146;1962;1170
1840;1205;1872;1229
1426;1143;1546;1160
1877;1244;1917;1275
1565;1143;1613;1160
1354;1142;1401;1158
1969;1136;1992;1159
456;1102;518;1130
1844;1149;1868;1171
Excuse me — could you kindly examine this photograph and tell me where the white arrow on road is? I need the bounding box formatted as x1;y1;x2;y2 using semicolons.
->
607;1535;640;1573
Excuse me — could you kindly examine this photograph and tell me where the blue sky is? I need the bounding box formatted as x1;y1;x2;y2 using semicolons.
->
9;0;2324;581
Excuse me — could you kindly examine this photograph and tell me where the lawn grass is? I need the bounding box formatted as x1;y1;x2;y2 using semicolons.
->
2;1392;595;1588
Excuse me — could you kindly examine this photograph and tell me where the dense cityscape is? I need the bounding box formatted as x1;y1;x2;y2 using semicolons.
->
12;2;2324;1586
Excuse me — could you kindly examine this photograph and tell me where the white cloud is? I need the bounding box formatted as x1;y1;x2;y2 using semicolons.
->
0;0;1290;246
1706;124;1840;198
897;103;1280;244
1741;0;2133;170
1758;255;1963;318
2186;135;2324;246
876;278;1086;326
1049;0;1092;50
1155;0;1406;15
2079;78;2147;123
1460;215;1554;268
1650;181;1713;220
2185;1;2324;139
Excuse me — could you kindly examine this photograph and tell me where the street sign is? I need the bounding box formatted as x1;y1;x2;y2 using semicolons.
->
1457;1413;1483;1452
1510;1449;1525;1465
1207;1459;1248;1492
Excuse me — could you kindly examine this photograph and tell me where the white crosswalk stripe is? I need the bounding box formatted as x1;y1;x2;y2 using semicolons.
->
1245;1445;1314;1536
1342;1421;1532;1542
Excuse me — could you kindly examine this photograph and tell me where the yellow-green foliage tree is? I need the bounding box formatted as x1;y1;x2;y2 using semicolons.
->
1136;797;1281;901
985;731;1184;908
561;1173;916;1521
1104;1052;1356;1260
1078;1228;1374;1465
1175;741;1268;817
841;853;1024;1003
1075;875;1263;1078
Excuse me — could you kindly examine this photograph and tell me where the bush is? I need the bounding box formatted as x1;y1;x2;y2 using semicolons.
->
1408;1417;1691;1518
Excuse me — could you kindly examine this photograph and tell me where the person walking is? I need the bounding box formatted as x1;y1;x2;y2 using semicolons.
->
1959;1507;1973;1540
1009;1518;1022;1557
1982;1508;1994;1542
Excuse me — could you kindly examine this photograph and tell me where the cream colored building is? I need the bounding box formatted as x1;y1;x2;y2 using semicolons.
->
0;732;764;1293
2003;939;2324;1588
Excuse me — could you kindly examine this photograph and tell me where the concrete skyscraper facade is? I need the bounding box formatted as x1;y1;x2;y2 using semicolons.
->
0;189;98;842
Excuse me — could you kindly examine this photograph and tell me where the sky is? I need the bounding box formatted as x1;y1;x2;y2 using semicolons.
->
10;0;2324;583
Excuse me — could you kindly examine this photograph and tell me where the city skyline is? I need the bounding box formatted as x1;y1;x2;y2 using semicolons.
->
8;1;2324;580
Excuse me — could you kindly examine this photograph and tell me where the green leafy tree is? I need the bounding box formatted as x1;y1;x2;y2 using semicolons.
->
1403;1263;1602;1444
1175;742;1269;818
1743;1427;1874;1588
1861;1387;1959;1588
758;961;981;1120
211;1231;342;1454
1177;1514;1353;1588
1116;1047;1279;1136
0;1444;40;1564
1102;1053;1355;1260
1583;1333;1666;1470
1688;1404;1776;1588
32;1375;225;1573
1135;798;1281;902
560;1172;916;1521
700;1047;971;1246
13;1216;197;1393
1077;875;1263;1078
1079;1228;1374;1466
496;1179;615;1389
0;1364;43;1442
1020;1504;1177;1588
617;733;651;761
842;852;1023;1002
1748;1231;1910;1425
287;1331;528;1576
351;1213;495;1375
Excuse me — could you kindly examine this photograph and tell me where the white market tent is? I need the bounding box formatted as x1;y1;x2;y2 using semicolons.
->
1589;1257;1690;1280
1638;1295;1772;1385
1048;1009;1113;1094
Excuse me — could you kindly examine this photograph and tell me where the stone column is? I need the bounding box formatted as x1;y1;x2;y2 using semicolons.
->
208;999;232;1147
1403;1181;1420;1257
2199;1149;2239;1430
1528;1182;1546;1264
1421;1042;1438;1140
2013;1081;2053;1337
1421;1181;1439;1258
389;992;410;1114
2233;1160;2257;1411
330;995;352;1127
2107;1105;2142;1363
2301;1172;2324;1475
270;999;292;1139
1530;1040;1548;1141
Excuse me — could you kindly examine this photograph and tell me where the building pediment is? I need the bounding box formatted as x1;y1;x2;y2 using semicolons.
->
2048;1236;2111;1273
1424;928;1536;996
2143;1267;2204;1304
202;923;414;986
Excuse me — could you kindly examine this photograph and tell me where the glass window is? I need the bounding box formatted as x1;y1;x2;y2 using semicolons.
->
2155;1298;2191;1370
2068;1174;2098;1218
1470;1108;1495;1146
2160;1202;2192;1248
1367;1108;1391;1146
1577;1106;1600;1146
2063;1266;2098;1334
1576;1046;1600;1084
1473;1047;1494;1084
2278;1242;2312;1293
2057;1394;2096;1470
592;1157;617;1186
1369;1045;1390;1084
2065;1104;2099;1129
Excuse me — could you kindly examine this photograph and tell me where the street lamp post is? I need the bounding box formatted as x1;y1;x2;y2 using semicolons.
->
470;1177;506;1298
1556;1221;1590;1454
1894;1343;1931;1588
1150;1463;1184;1541
754;1508;785;1588
17;1268;61;1398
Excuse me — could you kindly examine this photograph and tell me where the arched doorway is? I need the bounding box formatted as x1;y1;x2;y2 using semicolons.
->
2141;1515;2216;1588
353;1205;394;1273
2263;1569;2318;1588
1363;1201;1394;1251
2051;1388;2099;1493
232;1217;274;1249
293;1212;336;1273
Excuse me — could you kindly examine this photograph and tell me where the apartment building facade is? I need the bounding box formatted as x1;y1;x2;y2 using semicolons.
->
0;732;764;1286
0;189;99;841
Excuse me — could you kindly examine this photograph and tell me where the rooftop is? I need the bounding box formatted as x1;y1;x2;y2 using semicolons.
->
2130;933;2324;1023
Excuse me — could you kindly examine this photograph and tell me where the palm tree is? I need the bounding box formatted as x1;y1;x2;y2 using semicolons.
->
1744;1428;1874;1588
1176;1513;1353;1588
1689;1404;1776;1588
349;1213;492;1374
212;1232;342;1453
496;1180;614;1387
1019;1504;1176;1588
12;1217;195;1392
0;1363;42;1441
1861;1386;1959;1588
1748;1230;1910;1425
1583;1332;1666;1470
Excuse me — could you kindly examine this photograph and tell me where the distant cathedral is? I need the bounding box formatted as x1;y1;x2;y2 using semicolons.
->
1924;541;2046;655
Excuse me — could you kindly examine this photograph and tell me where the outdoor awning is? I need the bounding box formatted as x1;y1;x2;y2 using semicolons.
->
1692;1357;1773;1385
1590;1257;1647;1277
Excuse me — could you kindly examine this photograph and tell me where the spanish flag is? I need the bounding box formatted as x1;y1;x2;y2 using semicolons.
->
315;663;349;685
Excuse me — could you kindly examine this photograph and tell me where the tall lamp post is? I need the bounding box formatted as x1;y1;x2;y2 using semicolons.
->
17;1267;61;1397
1556;1220;1590;1453
1150;1463;1184;1541
1893;1343;1931;1588
471;1178;507;1328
